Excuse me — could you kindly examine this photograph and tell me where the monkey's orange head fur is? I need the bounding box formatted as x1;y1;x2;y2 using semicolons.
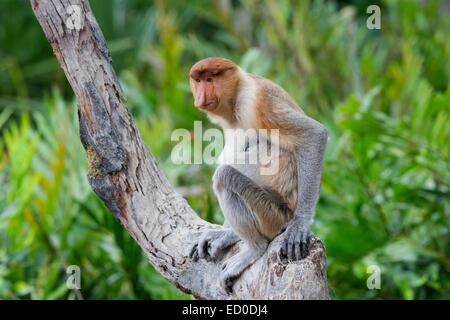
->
189;57;239;112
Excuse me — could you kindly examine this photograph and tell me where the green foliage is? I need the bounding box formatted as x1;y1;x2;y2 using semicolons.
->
0;0;449;299
0;91;188;299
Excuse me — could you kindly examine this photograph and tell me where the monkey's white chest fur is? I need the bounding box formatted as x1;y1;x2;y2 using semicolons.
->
216;71;281;184
217;130;262;186
218;131;281;190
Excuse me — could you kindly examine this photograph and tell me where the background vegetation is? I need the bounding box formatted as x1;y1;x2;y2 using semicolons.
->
0;0;449;299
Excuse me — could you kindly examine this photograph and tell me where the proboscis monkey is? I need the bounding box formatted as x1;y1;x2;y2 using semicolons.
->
188;57;327;293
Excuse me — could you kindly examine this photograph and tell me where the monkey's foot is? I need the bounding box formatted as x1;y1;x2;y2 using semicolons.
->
220;242;267;293
190;228;240;262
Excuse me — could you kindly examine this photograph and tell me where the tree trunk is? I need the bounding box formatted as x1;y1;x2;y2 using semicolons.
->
31;0;330;300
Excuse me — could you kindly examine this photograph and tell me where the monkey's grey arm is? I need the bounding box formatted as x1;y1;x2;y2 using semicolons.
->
294;116;327;228
279;114;327;260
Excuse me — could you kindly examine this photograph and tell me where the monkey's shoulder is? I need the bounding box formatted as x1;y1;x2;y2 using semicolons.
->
249;74;303;113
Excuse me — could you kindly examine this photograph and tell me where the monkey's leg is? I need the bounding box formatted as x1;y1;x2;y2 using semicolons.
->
190;227;240;261
218;188;269;293
213;165;290;292
221;241;268;293
214;165;291;239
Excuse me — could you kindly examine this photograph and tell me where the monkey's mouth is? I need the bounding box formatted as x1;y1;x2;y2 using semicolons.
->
197;101;217;111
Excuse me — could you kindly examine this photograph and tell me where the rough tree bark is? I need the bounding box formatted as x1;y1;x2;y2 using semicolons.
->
31;0;330;299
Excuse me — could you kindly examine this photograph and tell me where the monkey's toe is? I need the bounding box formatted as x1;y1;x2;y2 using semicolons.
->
220;272;239;294
224;277;236;294
220;257;244;293
208;245;220;260
189;243;199;261
208;241;229;260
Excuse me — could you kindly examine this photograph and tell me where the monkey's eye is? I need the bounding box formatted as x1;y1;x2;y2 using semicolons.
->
195;79;201;83
206;77;213;82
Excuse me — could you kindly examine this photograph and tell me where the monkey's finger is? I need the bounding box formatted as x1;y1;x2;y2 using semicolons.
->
189;243;198;259
224;277;233;294
193;250;199;262
298;241;305;260
300;241;309;259
278;246;283;260
294;244;301;261
198;237;210;259
287;232;296;261
300;233;309;259
294;235;302;261
205;242;212;259
301;232;309;243
290;242;297;261
192;250;198;262
279;237;288;259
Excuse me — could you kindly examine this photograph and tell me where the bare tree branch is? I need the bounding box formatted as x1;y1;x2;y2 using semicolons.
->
31;0;330;299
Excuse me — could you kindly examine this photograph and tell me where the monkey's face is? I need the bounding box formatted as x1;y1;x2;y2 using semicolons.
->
189;76;219;111
189;57;238;112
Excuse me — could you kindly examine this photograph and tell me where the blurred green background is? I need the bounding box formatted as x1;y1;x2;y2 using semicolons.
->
0;0;449;300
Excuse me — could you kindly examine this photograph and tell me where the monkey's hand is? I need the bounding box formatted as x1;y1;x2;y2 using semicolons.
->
277;215;311;261
190;228;240;262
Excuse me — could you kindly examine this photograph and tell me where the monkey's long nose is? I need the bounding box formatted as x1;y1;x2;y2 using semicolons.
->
194;90;207;108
